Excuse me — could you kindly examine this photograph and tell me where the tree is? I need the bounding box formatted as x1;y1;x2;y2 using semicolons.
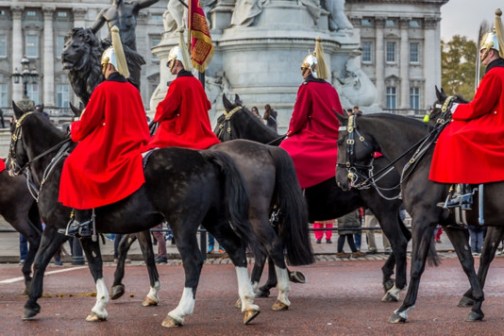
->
441;35;478;101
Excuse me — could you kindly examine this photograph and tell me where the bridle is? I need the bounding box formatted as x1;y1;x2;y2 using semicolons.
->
337;98;457;199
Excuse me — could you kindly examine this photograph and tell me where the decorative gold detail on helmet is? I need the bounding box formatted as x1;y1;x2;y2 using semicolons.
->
480;9;504;58
300;38;328;80
101;26;130;78
167;31;193;71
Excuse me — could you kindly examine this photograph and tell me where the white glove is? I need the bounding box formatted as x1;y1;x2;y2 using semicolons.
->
449;103;459;115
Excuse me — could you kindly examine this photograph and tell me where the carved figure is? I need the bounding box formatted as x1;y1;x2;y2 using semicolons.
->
91;0;160;88
163;0;186;33
322;0;353;31
231;0;269;27
334;53;376;107
300;0;321;24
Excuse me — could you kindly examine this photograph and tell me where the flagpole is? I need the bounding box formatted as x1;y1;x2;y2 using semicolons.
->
187;0;192;50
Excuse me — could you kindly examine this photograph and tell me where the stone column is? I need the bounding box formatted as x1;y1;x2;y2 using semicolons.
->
374;17;385;108
73;8;88;28
423;16;439;108
43;6;55;107
11;6;24;102
399;18;409;109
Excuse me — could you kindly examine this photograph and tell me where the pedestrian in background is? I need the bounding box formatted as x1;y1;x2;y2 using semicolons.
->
336;210;366;258
313;219;334;244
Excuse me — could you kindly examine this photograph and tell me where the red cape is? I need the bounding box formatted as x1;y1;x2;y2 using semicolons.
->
0;158;5;173
59;79;150;209
280;79;344;188
430;66;504;183
148;72;220;150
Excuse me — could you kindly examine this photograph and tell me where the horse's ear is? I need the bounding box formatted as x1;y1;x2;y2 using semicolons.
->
435;85;446;101
222;94;233;111
69;102;83;117
234;94;243;106
12;100;24;120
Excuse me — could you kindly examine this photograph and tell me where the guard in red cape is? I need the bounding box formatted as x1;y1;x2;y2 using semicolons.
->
430;10;504;209
0;158;5;173
59;26;150;237
147;34;220;150
280;38;344;189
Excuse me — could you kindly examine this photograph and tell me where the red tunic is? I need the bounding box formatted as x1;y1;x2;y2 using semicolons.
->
59;75;150;209
148;71;220;150
280;77;344;188
430;62;504;183
0;158;5;173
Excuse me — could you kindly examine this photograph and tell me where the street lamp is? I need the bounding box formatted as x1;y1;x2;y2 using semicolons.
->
12;57;39;99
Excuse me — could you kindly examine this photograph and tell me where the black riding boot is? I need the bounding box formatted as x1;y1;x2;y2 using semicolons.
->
65;209;94;238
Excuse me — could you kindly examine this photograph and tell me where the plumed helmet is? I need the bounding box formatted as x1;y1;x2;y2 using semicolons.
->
300;38;328;80
167;31;193;71
100;26;130;78
480;9;504;58
167;46;185;69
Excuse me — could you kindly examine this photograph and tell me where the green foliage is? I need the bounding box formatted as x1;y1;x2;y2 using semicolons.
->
441;35;479;100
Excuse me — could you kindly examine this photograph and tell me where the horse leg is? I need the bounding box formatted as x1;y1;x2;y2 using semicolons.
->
80;237;109;322
257;257;276;298
381;254;396;294
136;230;161;306
441;225;484;321
23;227;67;319
381;224;409;302
161;229;204;328
389;221;435;323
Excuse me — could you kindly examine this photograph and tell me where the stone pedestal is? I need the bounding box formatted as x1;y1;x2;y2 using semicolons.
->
150;0;377;132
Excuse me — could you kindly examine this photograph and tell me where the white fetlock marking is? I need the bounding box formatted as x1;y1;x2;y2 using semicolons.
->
168;287;194;324
274;266;291;307
394;306;413;320
235;267;259;313
147;280;161;303
388;285;401;301
91;278;109;319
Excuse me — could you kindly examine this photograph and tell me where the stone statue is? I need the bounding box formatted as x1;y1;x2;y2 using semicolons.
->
334;53;376;108
322;0;353;31
300;0;321;25
163;0;186;33
231;0;269;27
91;0;160;88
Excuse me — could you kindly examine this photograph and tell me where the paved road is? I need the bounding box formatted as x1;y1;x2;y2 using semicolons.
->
1;257;504;335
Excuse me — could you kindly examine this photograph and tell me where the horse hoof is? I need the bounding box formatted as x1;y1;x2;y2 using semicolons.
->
243;309;260;324
466;311;484;322
110;284;125;300
161;315;183;328
234;298;242;309
383;279;394;292
289;271;306;284
142;296;159;307
86;312;107;322
388;312;407;324
458;296;475;307
271;300;289;311
381;292;399;302
23;302;40;320
255;288;270;298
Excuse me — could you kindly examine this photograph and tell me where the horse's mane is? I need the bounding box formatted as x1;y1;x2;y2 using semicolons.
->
63;28;104;105
362;113;428;129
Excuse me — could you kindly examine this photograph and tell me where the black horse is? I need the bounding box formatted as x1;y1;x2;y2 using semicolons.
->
0;170;42;293
215;94;412;302
335;103;486;323
9;103;263;328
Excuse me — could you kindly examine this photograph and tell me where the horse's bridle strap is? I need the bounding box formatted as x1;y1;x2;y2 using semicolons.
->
224;106;241;120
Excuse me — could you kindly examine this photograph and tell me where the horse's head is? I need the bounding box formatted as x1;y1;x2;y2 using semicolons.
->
427;86;468;126
62;27;104;105
336;112;377;191
215;94;251;141
9;100;66;176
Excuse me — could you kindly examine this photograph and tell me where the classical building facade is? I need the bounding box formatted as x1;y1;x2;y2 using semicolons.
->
0;0;448;118
0;0;166;116
347;0;449;114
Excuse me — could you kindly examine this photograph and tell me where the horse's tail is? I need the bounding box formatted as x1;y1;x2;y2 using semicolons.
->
270;147;314;266
202;151;252;242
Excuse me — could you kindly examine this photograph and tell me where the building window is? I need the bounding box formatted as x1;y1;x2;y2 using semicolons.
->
56;84;70;108
26;83;40;105
0;83;8;108
385;19;397;28
410;87;420;110
409;19;422;29
362;41;373;63
151;14;163;23
57;11;68;18
386;41;396;63
361;18;373;27
55;35;65;59
26;11;37;17
0;34;7;58
409;42;419;64
386;86;397;109
25;34;39;58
